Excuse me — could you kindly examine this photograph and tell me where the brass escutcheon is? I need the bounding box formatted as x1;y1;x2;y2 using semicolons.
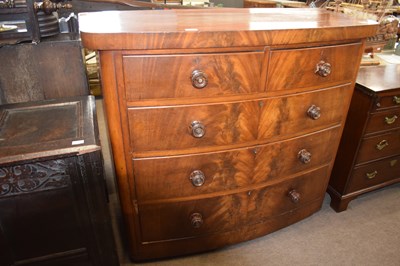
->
393;96;400;104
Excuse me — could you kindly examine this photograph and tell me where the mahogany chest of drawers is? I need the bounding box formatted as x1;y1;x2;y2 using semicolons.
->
79;9;377;261
328;64;400;212
0;96;118;265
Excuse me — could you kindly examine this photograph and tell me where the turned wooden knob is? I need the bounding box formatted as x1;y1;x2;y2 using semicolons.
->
189;170;205;187
315;61;331;77
307;105;321;120
288;190;301;203
298;149;311;164
190;213;203;228
190;121;205;138
191;70;208;89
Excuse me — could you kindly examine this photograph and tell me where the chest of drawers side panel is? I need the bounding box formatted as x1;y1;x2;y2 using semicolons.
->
328;87;373;211
97;51;143;257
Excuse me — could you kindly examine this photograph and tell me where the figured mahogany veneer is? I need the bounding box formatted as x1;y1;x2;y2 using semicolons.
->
329;64;400;212
79;9;377;261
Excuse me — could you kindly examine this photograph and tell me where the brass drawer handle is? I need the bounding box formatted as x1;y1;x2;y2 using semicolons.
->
189;170;205;187
191;70;208;89
376;139;389;150
366;170;378;179
307;105;321;120
298;149;311;164
288;189;301;204
315;61;331;77
190;121;205;138
190;213;203;228
385;115;398;125
393;96;400;104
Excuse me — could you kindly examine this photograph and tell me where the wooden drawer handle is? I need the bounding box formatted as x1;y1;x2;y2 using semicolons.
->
393;96;400;105
366;170;378;179
190;121;205;138
376;139;389;150
288;189;301;204
298;149;311;164
315;61;331;77
307;105;321;120
385;115;398;125
191;70;208;89
189;170;205;187
190;213;203;228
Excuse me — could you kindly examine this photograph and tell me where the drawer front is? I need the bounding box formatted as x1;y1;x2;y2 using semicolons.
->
374;93;400;111
356;128;400;164
123;52;264;101
365;109;400;134
348;155;400;192
266;43;362;92
138;166;329;242
128;86;351;154
133;127;340;201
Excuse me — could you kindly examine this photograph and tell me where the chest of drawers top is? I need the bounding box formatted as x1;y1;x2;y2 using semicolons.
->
357;64;400;93
79;9;377;50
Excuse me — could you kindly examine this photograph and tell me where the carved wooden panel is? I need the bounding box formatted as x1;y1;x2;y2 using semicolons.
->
0;159;70;197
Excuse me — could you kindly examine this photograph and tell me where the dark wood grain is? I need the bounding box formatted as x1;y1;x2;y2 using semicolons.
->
356;128;400;164
0;96;98;165
348;155;400;192
356;64;400;93
328;65;400;212
0;34;88;105
0;97;118;266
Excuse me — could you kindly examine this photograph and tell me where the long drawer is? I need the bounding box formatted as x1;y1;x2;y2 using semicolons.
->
364;109;400;134
133;127;340;201
137;166;329;243
128;85;352;154
348;155;400;192
266;43;362;92
356;128;400;164
123;51;264;101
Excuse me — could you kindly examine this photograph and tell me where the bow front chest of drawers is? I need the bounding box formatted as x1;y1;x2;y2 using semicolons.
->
328;64;400;212
79;9;377;261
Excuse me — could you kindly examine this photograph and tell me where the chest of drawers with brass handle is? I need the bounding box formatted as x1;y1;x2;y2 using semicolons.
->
79;9;377;261
329;64;400;212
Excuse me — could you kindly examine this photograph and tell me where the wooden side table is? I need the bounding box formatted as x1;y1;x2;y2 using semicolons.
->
328;64;400;212
0;96;118;265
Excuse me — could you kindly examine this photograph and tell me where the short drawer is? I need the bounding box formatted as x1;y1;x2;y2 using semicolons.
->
356;128;400;164
266;43;362;92
128;85;351;154
133;127;340;201
374;93;400;111
364;109;400;134
348;155;400;192
123;52;264;101
137;166;329;242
